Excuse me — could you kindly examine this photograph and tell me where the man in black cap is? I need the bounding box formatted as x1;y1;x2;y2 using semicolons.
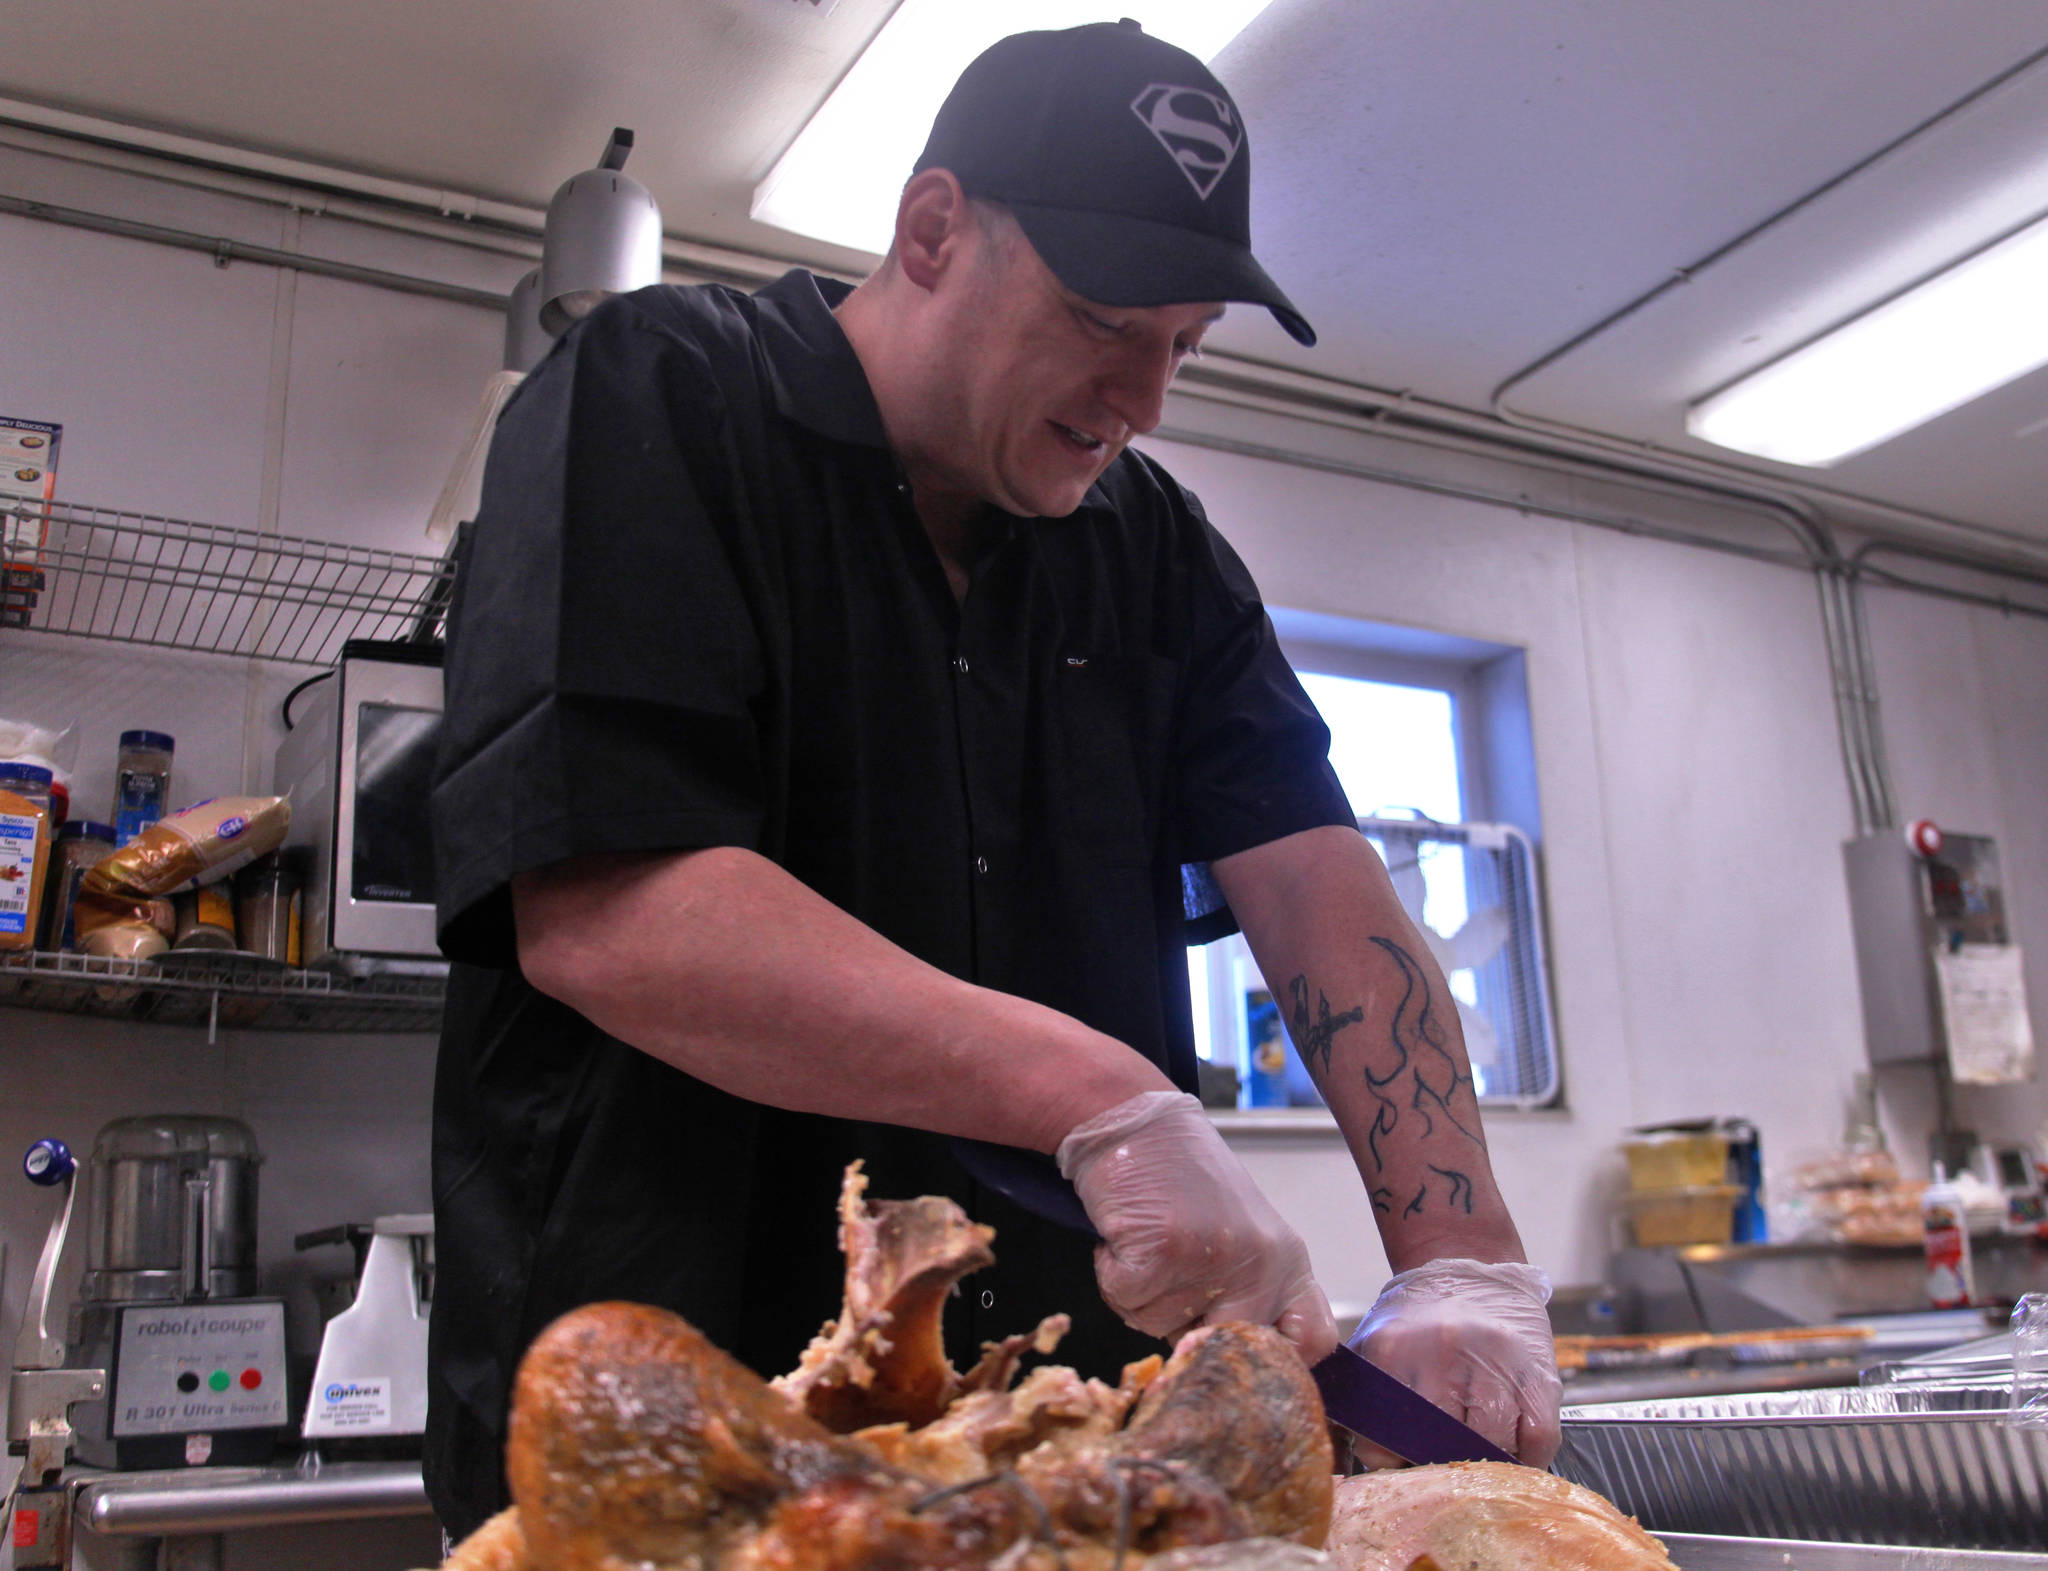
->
427;20;1560;1541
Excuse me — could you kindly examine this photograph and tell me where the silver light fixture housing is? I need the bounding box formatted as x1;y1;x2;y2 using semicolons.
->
538;128;662;334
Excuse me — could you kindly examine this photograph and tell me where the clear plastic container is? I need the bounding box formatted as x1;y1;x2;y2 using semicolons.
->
39;818;115;951
1622;1183;1743;1247
113;729;174;847
1623;1131;1730;1190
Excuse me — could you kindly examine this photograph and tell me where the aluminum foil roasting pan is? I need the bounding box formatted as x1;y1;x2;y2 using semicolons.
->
1556;1384;2048;1550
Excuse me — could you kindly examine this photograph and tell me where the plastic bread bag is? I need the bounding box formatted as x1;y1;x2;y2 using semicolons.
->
2010;1293;2048;1432
83;795;289;898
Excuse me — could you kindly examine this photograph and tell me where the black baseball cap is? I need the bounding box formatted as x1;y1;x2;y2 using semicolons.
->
912;20;1315;347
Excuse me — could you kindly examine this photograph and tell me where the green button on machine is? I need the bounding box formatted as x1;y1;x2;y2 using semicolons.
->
208;1369;232;1393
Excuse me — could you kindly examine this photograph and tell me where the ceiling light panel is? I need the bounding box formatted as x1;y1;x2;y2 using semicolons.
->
753;0;1274;256
1688;212;2048;467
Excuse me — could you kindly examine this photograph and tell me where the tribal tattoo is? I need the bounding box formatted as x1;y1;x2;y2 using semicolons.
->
1280;941;1485;1186
1392;1166;1475;1217
1368;942;1482;1147
1429;1164;1476;1214
1287;973;1364;1081
1354;936;1484;1173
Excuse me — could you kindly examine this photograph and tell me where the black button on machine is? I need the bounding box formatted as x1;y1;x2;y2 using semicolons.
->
176;1371;199;1394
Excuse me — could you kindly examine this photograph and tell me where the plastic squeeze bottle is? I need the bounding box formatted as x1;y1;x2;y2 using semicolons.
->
1922;1162;1975;1309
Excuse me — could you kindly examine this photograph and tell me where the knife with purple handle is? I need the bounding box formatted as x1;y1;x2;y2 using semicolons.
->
1312;1343;1517;1466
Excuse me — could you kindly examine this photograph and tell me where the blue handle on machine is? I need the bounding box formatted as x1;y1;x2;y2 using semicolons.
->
23;1137;74;1187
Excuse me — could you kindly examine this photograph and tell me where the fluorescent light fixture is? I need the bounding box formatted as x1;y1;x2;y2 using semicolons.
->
754;0;1275;256
1689;213;2048;467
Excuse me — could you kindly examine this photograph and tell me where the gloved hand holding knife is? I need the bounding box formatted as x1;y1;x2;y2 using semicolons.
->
1057;1089;1339;1361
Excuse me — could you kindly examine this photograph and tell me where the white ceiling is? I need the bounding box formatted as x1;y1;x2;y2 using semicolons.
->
8;0;2048;543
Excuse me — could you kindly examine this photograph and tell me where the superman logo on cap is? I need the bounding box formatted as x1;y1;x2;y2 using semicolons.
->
1130;84;1243;200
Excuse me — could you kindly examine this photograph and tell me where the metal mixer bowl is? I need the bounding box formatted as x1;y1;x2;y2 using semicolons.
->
81;1113;261;1303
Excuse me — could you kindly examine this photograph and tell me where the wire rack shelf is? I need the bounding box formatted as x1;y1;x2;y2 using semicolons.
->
2;499;454;666
0;950;447;1035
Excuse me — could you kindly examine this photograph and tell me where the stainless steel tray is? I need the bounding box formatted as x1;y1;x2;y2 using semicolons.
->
1659;1532;2048;1571
1557;1384;2048;1550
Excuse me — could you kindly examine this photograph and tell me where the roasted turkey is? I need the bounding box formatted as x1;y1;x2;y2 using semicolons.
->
441;1164;1334;1570
441;1166;1670;1571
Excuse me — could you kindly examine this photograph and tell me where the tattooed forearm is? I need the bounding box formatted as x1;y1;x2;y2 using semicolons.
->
1389;1166;1476;1217
1368;935;1483;1147
1429;1165;1475;1213
1276;942;1483;1178
1287;973;1364;1081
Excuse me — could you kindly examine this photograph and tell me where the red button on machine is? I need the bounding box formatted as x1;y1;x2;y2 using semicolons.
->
239;1368;263;1390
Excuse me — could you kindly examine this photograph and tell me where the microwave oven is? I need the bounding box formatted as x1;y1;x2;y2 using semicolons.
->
272;640;443;967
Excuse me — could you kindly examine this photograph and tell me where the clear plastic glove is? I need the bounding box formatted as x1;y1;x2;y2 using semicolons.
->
1056;1090;1338;1361
1348;1257;1562;1467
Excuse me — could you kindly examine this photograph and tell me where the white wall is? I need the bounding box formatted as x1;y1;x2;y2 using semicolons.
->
4;142;2047;1405
1150;430;2048;1311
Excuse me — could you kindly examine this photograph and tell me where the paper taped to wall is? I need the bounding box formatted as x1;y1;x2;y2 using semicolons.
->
1937;942;2035;1085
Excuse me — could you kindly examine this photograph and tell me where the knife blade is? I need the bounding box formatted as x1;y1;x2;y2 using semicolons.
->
948;1136;1101;1239
1312;1343;1517;1466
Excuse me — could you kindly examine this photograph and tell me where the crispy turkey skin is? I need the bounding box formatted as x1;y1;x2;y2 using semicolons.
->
1325;1462;1677;1571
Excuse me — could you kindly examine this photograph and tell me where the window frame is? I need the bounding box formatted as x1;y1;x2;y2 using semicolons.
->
1191;609;1561;1115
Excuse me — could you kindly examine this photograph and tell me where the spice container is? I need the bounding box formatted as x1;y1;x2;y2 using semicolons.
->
0;765;53;952
38;819;116;951
234;851;301;965
0;761;54;815
113;729;174;847
171;885;238;950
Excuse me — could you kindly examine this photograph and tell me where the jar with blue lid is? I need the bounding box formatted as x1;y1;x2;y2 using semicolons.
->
114;730;174;846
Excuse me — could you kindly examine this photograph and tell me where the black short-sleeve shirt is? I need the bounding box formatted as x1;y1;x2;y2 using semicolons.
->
425;269;1353;1536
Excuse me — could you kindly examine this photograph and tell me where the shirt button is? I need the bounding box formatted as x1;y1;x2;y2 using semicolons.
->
974;855;989;875
952;655;970;675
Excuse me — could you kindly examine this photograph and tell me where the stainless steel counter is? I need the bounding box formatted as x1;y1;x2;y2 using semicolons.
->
70;1459;427;1536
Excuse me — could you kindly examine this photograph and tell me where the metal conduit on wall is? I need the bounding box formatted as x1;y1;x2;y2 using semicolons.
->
6;104;2048;837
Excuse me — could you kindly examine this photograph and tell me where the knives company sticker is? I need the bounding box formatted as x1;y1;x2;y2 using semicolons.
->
314;1377;392;1430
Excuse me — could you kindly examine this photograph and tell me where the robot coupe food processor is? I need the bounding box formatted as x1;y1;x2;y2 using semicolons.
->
13;1117;289;1474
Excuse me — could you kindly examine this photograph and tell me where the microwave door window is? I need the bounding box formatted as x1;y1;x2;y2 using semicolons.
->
353;703;441;904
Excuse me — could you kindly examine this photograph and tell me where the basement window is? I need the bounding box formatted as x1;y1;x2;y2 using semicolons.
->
1191;611;1559;1111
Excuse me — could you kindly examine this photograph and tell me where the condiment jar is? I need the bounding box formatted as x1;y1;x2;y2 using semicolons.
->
171;885;238;951
113;730;174;848
0;766;53;952
0;761;54;815
39;819;116;951
233;851;301;965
